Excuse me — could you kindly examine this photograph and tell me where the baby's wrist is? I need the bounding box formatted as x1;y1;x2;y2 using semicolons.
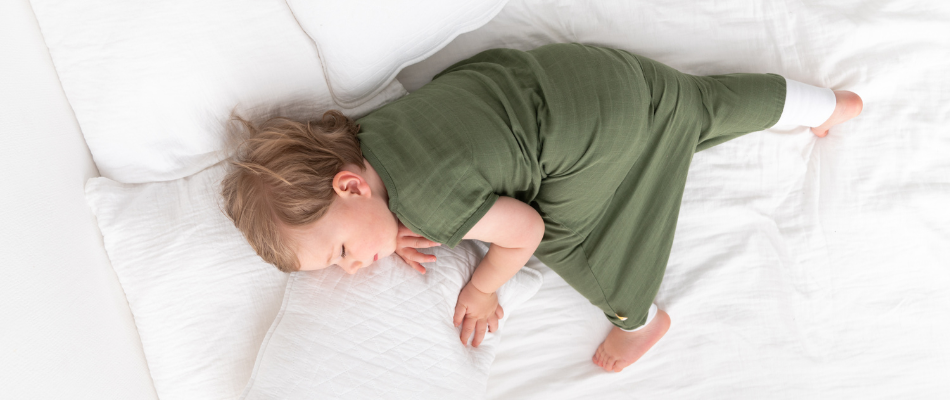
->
470;258;506;294
466;280;493;295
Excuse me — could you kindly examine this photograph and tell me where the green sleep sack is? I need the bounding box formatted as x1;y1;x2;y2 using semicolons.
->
357;43;786;330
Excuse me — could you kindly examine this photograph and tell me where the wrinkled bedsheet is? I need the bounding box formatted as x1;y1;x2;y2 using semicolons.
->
397;0;950;398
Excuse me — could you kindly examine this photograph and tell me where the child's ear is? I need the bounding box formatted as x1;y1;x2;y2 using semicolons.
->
332;170;370;198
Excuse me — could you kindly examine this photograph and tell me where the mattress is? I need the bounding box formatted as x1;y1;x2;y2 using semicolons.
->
394;0;950;398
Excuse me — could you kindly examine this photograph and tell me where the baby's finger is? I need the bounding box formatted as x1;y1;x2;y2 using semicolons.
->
410;237;441;248
495;305;505;320
460;317;476;345
395;248;434;267
394;251;422;273
472;320;488;347
407;260;426;274
453;303;466;327
403;247;437;264
488;314;499;333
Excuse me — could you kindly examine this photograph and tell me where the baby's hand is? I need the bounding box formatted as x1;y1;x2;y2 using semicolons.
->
453;282;505;347
395;221;440;274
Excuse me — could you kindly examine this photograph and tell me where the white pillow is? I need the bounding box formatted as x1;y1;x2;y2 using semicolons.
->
241;241;542;400
86;161;542;400
85;162;289;400
287;0;509;107
31;0;405;183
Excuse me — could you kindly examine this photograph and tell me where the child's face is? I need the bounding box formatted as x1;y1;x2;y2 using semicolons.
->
288;168;399;274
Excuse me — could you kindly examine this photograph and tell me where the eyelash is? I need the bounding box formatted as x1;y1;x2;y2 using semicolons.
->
341;245;346;258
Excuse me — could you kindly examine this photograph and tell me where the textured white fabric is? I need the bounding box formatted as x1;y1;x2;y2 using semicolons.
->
10;0;950;398
394;0;950;398
619;304;658;332
84;161;541;400
775;78;838;128
286;0;508;107
30;0;406;183
242;241;541;399
241;241;542;400
85;163;289;400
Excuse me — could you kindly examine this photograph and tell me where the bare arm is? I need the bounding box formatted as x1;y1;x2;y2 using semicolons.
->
453;196;544;347
463;196;545;293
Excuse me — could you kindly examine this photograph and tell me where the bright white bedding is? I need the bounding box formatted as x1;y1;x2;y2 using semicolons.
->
7;0;949;398
241;241;541;400
1;1;157;398
28;0;406;184
396;0;950;398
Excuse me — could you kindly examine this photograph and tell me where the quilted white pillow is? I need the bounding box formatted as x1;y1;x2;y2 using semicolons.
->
287;0;509;107
241;241;542;400
86;161;542;400
31;0;405;183
85;162;289;400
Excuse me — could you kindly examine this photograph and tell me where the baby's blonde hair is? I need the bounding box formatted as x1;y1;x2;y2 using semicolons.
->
221;110;363;272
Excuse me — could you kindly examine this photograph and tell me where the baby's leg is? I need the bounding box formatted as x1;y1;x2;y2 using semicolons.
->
578;57;783;373
588;77;861;374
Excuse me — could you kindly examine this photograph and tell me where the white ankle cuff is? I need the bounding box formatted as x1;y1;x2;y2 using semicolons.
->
620;304;658;332
774;77;837;128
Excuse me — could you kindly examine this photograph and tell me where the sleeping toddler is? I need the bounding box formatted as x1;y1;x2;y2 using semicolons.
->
221;43;862;373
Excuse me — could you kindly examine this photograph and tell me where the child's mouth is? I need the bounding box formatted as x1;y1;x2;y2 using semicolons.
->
373;254;378;262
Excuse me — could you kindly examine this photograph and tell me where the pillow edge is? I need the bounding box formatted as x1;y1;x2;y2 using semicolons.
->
239;271;299;400
323;0;510;108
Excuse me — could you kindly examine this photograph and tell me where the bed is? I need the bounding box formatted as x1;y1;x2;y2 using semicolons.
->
3;0;949;398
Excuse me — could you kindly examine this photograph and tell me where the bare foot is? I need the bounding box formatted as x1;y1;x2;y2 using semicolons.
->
811;90;864;137
592;309;671;372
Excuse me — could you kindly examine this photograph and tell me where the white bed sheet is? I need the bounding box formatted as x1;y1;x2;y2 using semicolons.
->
398;0;950;398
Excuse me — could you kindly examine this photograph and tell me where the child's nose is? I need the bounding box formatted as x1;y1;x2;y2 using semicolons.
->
343;260;363;275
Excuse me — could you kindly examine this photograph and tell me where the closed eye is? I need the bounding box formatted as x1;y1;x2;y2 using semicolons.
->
341;245;346;258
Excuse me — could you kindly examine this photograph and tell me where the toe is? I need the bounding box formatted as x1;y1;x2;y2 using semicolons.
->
604;357;617;372
595;344;611;366
613;360;628;373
